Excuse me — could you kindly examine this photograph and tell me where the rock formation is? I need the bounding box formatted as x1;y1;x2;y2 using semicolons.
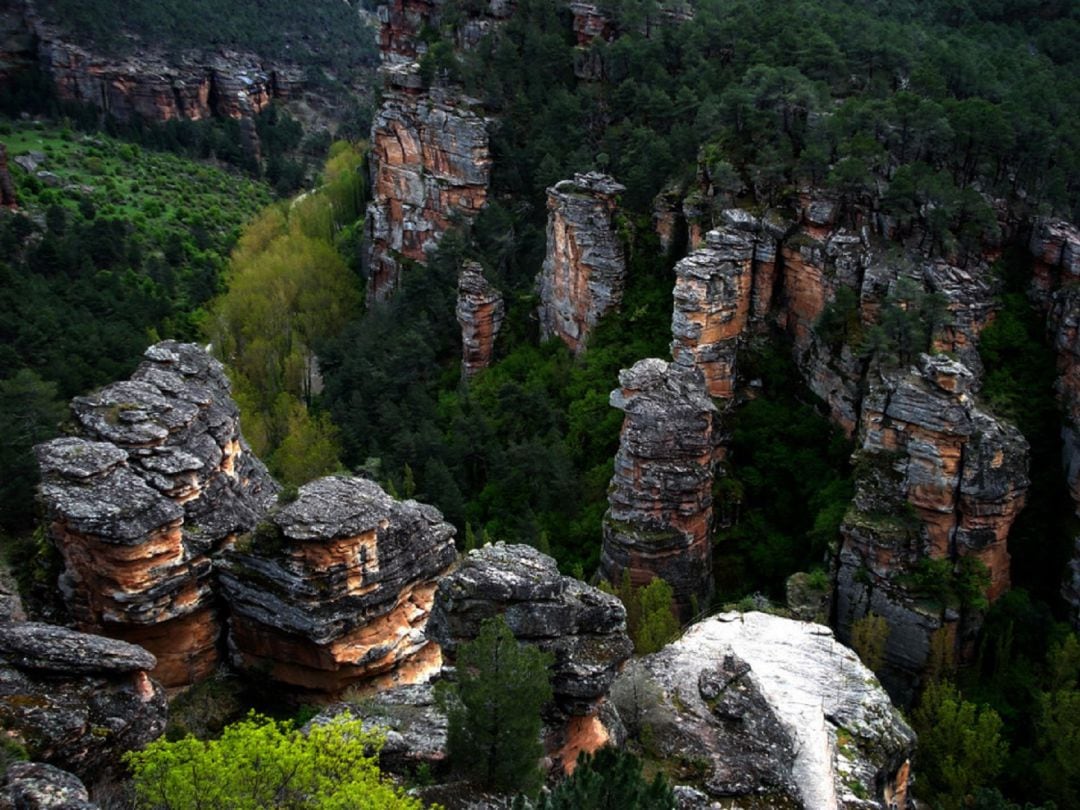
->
834;355;1029;701
670;227;754;399
2;762;98;810
600;359;716;619
456;260;505;378
611;612;914;809
0;622;166;783
365;70;491;301
537;172;627;354
35;341;278;687
0;144;17;209
218;475;457;695
428;543;633;721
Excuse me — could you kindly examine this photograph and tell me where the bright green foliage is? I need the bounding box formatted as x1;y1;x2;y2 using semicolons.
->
442;615;554;794
603;572;680;654
912;680;1008;810
125;712;427;810
539;746;675;810
850;613;889;675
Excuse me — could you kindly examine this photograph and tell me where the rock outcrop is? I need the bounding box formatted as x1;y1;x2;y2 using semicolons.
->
456;260;505;378
834;355;1029;701
428;543;633;722
600;359;716;619
536;172;627;354
218;475;457;695
0;622;166;783
611;612;914;809
35;341;278;687
2;762;98;810
0;144;17;209
365;72;491;300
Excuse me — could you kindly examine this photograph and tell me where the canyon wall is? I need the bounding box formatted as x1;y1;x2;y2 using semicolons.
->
218;475;457;696
35;341;278;687
600;358;716;619
536;172;627;354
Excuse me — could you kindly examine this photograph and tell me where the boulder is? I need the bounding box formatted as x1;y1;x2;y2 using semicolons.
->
1;762;97;810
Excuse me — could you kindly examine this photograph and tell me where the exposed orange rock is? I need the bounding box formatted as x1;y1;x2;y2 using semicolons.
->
456;260;505;378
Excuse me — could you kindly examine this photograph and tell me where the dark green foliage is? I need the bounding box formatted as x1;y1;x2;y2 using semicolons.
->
539;747;675;810
441;615;554;794
0;370;66;531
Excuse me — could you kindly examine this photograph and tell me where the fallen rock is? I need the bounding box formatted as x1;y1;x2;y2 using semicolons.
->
0;622;166;783
218;475;456;695
611;612;914;809
537;172;627;355
1;761;97;809
600;359;716;619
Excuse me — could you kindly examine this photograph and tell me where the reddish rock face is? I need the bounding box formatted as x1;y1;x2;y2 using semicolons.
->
536;172;627;354
218;475;457;697
0;143;17;208
600;358;717;619
35;342;278;687
456;260;505;378
366;77;491;301
1029;218;1080;307
834;356;1029;702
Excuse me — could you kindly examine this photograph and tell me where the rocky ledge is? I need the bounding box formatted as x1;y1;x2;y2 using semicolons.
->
612;612;914;809
218;475;457;696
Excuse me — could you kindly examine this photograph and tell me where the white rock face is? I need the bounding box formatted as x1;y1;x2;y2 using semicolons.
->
613;612;914;809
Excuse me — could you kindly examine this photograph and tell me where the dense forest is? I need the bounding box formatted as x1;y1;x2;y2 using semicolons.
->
3;0;1080;806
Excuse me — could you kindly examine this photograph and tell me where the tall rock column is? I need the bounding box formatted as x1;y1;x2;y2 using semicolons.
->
456;260;505;378
35;341;278;687
537;172;627;354
834;355;1029;702
600;358;716;619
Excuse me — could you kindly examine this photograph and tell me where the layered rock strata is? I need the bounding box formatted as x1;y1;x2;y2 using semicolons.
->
427;543;633;721
611;612;914;809
537;172;627;354
0;622;167;783
366;72;491;301
456;260;505;378
600;359;716;619
835;355;1029;701
35;341;277;687
218;475;457;695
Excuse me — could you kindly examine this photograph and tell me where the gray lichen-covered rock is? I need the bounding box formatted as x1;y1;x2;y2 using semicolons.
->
0;623;166;784
1;762;98;810
427;543;633;717
835;355;1029;702
600;359;716;619
612;613;914;809
218;475;457;695
537;172;627;354
456;261;505;378
35;341;278;687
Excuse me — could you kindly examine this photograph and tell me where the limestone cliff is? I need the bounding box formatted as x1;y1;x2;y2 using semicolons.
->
834;355;1028;701
536;172;627;354
218;475;457;695
35;341;278;687
0;622;166;783
612;612;914;809
365;70;490;300
456;260;505;378
600;359;716;619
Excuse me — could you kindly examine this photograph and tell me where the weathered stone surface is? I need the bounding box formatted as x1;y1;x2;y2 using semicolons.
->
0;622;166;783
536;172;627;355
35;341;278;687
428;543;633;718
1029;217;1080;305
0;560;25;623
671;228;754;399
601;359;716;619
366;80;490;300
2;762;97;810
218;475;456;695
612;612;914;809
456;261;505;378
0;144;16;209
835;355;1029;701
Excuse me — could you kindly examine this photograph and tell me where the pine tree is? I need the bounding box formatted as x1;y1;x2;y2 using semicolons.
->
539;746;676;809
443;615;554;794
635;578;680;655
